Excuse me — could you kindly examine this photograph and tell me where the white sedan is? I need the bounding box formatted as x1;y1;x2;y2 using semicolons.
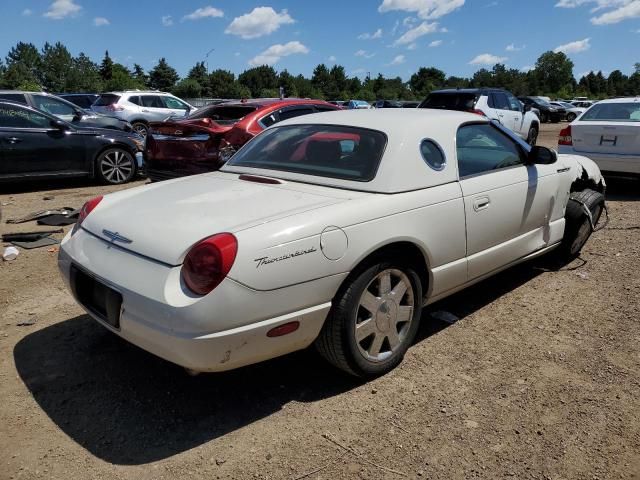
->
59;109;606;377
558;97;640;176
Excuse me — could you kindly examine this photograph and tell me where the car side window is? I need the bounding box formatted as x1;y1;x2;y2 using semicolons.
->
32;95;76;116
0;104;51;129
491;92;510;110
506;93;522;112
259;112;279;128
420;139;446;171
0;93;27;104
141;95;164;108
163;96;188;110
456;123;525;177
128;95;141;106
278;107;315;121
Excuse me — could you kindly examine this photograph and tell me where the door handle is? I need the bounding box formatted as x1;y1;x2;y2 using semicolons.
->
6;137;21;144
141;109;150;112
473;196;490;212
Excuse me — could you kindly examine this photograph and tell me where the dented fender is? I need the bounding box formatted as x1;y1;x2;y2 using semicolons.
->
558;153;606;192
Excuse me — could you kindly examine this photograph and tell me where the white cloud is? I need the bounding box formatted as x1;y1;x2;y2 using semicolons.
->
162;15;173;26
394;21;439;45
22;8;33;16
226;7;294;39
248;41;308;66
521;65;534;72
407;42;418;50
355;49;376;58
553;37;591;53
389;54;406;65
379;0;465;19
358;28;383;39
429;39;443;47
506;43;525;51
44;0;81;19
592;1;640;24
183;6;224;21
328;55;337;62
93;16;109;26
555;0;640;24
469;53;508;65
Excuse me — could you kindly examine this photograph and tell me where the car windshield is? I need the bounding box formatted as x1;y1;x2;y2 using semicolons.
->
225;124;387;182
188;105;257;124
533;97;551;106
580;102;640;122
419;93;477;110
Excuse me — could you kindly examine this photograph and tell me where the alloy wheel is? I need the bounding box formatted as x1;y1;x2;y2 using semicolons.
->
99;149;134;184
354;269;415;362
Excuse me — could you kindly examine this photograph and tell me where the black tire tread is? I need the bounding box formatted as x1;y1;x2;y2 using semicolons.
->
559;188;604;258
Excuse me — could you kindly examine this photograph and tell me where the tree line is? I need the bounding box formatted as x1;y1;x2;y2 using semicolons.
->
1;41;639;100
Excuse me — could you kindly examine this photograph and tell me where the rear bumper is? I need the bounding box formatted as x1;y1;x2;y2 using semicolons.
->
558;146;640;175
57;230;337;372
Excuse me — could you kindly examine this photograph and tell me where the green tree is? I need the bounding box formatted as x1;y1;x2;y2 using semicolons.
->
148;58;179;91
99;50;114;81
278;69;298;98
40;42;73;92
104;64;143;91
409;67;445;97
187;62;209;96
67;53;102;92
173;78;202;98
238;66;277;97
327;65;348;99
132;63;148;87
534;51;574;95
311;64;331;98
3;42;41;89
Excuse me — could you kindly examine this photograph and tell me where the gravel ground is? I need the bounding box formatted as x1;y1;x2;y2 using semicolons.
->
0;123;639;480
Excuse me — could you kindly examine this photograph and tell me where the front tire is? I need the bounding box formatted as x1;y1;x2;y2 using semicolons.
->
316;261;423;377
540;112;549;123
558;189;605;260
131;121;148;138
566;112;577;122
95;148;137;185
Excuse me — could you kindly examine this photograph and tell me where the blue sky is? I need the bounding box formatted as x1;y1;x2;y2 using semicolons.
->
2;0;639;80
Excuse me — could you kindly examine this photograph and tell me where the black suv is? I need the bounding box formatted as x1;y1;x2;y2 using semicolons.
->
518;96;565;123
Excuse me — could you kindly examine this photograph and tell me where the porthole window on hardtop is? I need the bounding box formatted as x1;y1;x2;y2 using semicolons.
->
420;139;446;171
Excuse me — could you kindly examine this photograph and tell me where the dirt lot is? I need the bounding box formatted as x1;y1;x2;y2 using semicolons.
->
1;123;639;480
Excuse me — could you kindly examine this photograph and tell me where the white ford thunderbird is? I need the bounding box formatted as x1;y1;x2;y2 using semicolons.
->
58;110;606;377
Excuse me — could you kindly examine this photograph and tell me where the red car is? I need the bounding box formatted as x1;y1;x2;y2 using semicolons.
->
144;99;340;181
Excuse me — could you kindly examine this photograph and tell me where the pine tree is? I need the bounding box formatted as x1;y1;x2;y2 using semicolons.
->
148;58;179;91
99;50;114;81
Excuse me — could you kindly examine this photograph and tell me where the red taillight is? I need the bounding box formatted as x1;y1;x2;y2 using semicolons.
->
468;109;486;116
181;233;238;295
558;125;573;146
72;195;103;235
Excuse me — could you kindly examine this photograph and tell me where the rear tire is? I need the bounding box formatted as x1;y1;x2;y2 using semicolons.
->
527;125;538;146
558;189;605;260
131;121;148;138
566;112;577;122
315;261;422;377
95;148;137;185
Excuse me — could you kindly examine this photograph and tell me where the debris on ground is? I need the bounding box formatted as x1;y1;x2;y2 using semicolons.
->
42;195;55;201
6;207;76;224
2;246;19;261
430;310;460;325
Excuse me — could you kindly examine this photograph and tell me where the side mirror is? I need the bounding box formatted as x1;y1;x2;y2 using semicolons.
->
50;119;69;130
73;110;84;121
528;145;557;165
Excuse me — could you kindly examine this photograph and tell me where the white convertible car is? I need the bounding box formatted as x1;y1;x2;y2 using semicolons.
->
59;110;606;377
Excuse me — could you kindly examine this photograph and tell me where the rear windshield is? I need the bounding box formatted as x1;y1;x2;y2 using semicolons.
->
419;93;477;110
580;102;640;122
188;105;257;125
225;125;387;182
94;94;120;106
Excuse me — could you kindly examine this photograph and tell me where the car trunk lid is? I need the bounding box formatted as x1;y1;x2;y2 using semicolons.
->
82;172;349;265
571;121;640;155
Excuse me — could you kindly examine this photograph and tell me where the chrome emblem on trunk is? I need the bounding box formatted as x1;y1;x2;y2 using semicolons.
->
103;229;133;244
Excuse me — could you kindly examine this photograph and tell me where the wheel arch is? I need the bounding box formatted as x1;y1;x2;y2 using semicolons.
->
91;143;138;179
336;240;432;302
